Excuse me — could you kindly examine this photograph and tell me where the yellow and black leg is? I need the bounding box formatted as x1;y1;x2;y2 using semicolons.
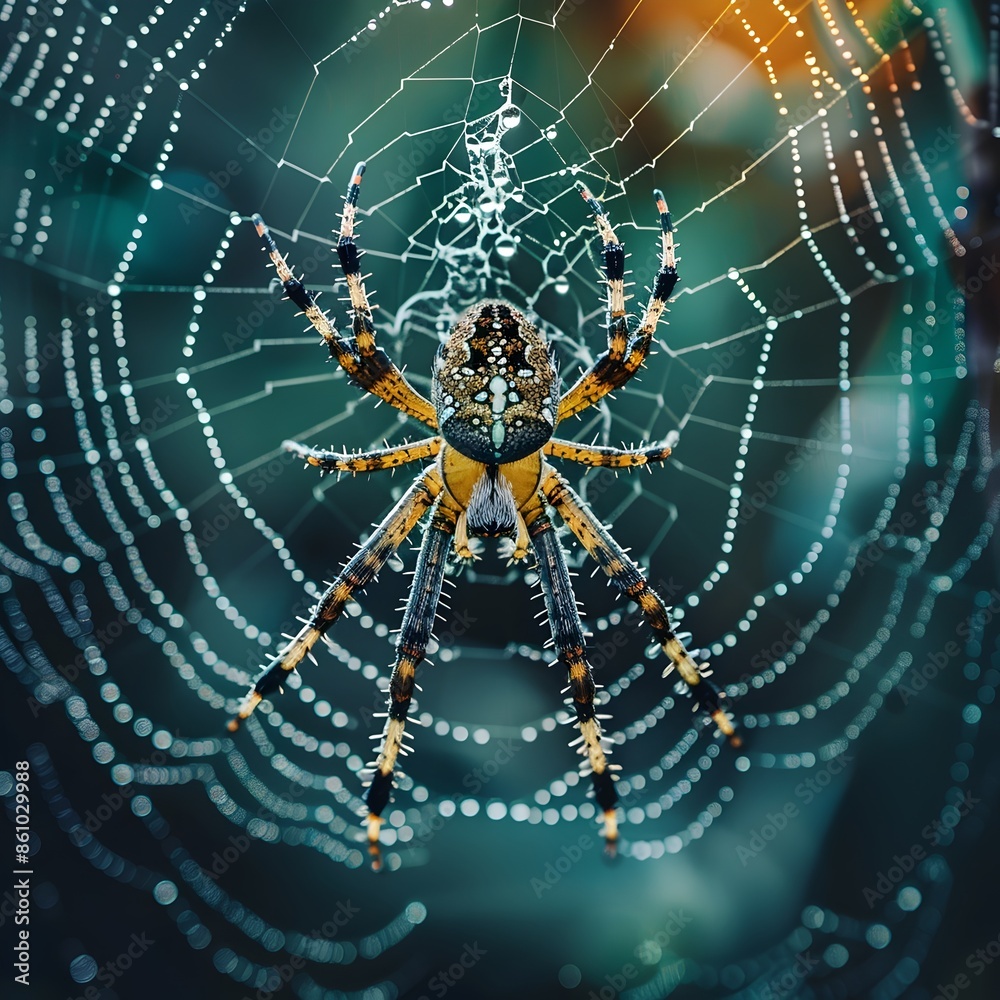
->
365;507;455;869
333;162;434;419
540;466;740;747
528;510;620;853
543;438;673;468
557;188;679;423
284;436;442;476
251;171;438;428
556;183;628;425
228;466;443;731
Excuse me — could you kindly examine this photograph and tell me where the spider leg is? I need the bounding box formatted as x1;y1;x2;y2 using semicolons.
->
252;206;437;428
365;505;456;870
336;162;434;414
284;436;441;475
228;465;443;731
557;188;678;423
540;465;741;746
543;438;672;468
452;511;477;561
528;509;620;852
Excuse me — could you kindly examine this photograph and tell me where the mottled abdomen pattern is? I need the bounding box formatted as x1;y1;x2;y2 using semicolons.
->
432;300;559;464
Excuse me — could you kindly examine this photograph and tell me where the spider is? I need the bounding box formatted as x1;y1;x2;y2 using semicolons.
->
231;162;740;868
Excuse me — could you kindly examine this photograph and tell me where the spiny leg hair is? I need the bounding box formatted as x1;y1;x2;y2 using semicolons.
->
284;436;442;476
229;466;443;731
543;438;672;468
528;511;620;849
556;187;679;423
540;466;741;746
364;510;455;869
250;171;437;428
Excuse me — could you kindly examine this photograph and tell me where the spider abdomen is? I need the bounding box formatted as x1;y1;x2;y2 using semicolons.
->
432;299;558;464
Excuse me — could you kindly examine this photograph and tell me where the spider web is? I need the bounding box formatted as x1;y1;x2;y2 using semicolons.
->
1;1;999;998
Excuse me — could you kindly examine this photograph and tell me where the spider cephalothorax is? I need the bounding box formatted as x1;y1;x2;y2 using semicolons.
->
236;162;739;869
